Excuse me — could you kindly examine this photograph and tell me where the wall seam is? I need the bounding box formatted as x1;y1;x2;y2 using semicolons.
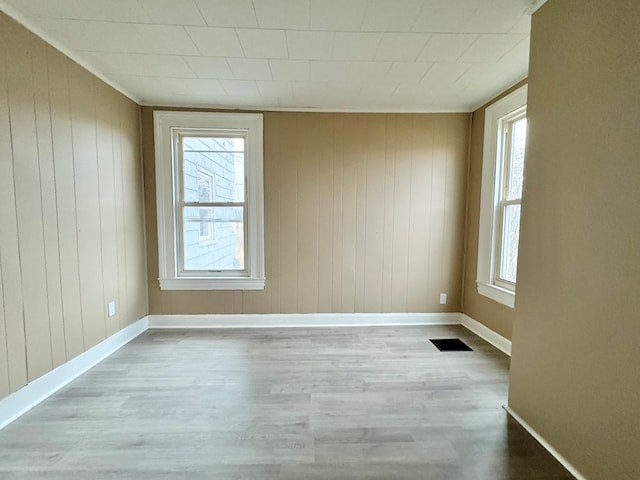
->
459;112;474;313
67;63;87;352
44;46;68;363
4;40;29;389
92;78;108;343
136;105;150;317
29;33;55;373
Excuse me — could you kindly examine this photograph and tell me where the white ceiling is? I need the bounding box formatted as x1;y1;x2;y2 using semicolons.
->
1;0;535;112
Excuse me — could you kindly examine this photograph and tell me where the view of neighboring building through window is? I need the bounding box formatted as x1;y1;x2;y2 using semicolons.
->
181;136;245;272
196;167;215;243
154;111;264;290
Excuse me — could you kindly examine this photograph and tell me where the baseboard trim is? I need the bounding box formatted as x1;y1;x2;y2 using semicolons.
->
0;316;148;430
1;313;511;431
147;312;460;329
503;405;585;480
148;314;512;357
460;313;511;356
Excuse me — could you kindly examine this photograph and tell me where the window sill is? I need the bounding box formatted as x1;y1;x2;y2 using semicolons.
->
476;281;515;308
159;277;265;291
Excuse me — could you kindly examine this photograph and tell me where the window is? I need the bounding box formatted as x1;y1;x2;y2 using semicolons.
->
476;85;527;307
154;111;265;290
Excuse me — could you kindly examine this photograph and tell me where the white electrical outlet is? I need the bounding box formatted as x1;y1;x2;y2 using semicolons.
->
439;293;447;305
108;301;116;317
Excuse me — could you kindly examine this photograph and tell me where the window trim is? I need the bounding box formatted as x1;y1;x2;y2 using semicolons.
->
154;111;265;291
476;84;527;308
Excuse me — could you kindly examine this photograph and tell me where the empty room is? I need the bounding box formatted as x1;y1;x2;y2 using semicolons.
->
0;0;638;479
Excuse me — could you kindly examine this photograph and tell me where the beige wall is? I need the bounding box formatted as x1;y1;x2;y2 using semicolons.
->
143;110;470;314
0;13;148;400
461;80;527;340
508;1;640;479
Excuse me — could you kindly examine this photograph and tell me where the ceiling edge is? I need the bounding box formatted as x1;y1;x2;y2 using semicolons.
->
0;1;141;104
467;74;529;113
138;101;473;114
524;0;550;15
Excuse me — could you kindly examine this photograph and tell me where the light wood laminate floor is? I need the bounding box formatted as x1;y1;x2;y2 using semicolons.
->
0;325;573;479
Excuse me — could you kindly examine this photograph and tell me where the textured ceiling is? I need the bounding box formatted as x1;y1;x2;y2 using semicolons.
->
1;0;534;112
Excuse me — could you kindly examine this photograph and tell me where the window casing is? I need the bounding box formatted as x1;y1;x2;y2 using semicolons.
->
154;111;265;290
476;85;527;308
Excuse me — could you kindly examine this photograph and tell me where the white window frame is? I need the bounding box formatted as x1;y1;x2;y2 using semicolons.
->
476;84;527;308
154;111;265;290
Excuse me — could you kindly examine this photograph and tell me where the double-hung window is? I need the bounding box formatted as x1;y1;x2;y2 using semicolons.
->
154;111;265;290
476;85;527;307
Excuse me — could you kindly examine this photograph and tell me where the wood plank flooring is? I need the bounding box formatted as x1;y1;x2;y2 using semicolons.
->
0;325;574;479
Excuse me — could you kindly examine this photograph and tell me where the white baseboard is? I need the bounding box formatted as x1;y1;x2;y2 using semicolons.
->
0;316;148;430
148;314;512;358
503;405;585;480
147;312;460;329
1;312;512;431
460;313;511;356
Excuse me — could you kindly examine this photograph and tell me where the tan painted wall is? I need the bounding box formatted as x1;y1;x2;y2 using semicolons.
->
0;13;148;400
461;80;527;340
508;1;640;478
143;109;470;314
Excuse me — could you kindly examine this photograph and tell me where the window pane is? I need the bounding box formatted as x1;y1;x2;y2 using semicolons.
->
197;175;212;203
182;137;245;203
499;204;521;283
183;206;244;271
507;117;527;201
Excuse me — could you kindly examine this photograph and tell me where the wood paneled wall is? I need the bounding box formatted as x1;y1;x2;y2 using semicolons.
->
143;110;470;314
0;13;147;400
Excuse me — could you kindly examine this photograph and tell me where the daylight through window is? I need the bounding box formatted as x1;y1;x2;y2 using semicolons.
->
495;113;526;287
476;84;527;308
154;112;265;290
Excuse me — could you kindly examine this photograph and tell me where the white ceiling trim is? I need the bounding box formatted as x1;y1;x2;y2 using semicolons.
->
138;100;470;114
524;0;550;15
0;0;140;104
467;74;528;112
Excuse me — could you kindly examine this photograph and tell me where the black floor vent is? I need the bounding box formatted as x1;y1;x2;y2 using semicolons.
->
430;338;473;351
